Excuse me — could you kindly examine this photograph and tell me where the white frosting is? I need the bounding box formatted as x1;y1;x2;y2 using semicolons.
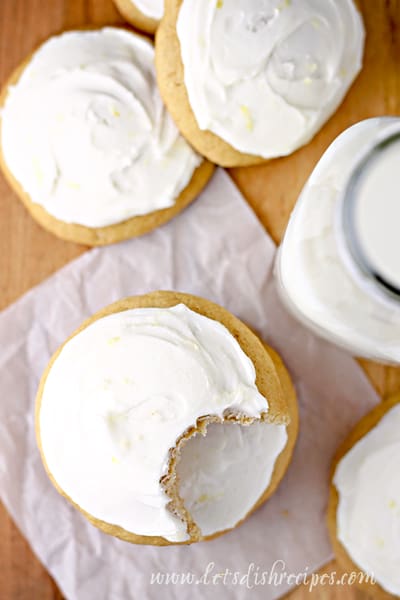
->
39;304;287;541
277;117;400;363
178;420;287;537
176;0;364;158
132;0;163;20
334;404;400;596
1;28;200;228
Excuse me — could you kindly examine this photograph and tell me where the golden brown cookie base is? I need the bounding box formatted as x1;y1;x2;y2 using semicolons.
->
0;28;214;246
155;0;267;168
36;290;298;546
113;0;160;35
328;393;400;599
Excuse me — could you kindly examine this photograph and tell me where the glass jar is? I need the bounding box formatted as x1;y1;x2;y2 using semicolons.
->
276;117;400;363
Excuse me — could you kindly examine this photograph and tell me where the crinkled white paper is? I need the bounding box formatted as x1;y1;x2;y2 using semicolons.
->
0;169;379;600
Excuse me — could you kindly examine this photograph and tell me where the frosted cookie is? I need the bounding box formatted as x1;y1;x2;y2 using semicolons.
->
0;28;213;246
156;0;365;167
113;0;163;35
328;394;400;598
36;291;298;546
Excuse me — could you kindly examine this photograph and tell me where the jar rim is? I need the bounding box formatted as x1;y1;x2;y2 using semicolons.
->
336;123;400;310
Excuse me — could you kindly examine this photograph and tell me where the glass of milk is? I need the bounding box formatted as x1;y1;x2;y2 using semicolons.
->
276;117;400;363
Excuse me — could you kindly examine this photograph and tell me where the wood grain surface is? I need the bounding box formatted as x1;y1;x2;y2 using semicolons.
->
0;1;399;598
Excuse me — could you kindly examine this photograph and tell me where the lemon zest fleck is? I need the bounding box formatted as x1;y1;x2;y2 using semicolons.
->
240;105;254;131
277;0;291;11
67;181;80;190
198;493;210;503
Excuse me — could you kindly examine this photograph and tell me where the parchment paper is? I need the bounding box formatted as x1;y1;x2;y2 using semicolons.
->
0;169;379;600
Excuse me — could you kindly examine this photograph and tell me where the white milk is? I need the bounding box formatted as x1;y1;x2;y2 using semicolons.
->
277;117;400;363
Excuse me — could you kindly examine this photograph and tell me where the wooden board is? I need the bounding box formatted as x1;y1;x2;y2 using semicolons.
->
0;0;399;598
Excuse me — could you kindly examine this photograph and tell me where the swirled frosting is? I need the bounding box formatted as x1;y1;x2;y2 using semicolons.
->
334;404;400;595
1;28;200;228
38;304;287;541
176;0;364;158
133;0;163;20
